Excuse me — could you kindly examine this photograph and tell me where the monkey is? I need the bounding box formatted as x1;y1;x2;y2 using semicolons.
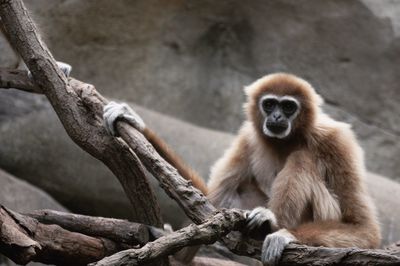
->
103;73;381;265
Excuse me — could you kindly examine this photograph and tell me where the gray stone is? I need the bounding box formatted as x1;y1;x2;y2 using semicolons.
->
0;27;19;69
0;168;67;213
17;0;400;137
366;172;400;246
323;104;400;182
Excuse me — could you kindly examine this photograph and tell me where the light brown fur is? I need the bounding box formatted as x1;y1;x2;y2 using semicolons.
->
142;73;381;249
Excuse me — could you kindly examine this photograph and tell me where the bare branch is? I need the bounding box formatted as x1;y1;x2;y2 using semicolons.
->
91;209;245;266
0;0;163;228
25;209;150;246
0;206;130;265
0;68;40;93
280;244;400;266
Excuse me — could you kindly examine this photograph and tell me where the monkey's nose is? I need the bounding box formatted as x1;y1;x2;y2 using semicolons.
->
273;113;283;122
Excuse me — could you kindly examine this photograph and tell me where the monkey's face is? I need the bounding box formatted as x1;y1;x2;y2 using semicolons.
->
259;94;300;139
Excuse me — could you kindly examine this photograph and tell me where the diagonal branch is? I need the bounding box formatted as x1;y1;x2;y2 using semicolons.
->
0;0;163;228
91;209;245;266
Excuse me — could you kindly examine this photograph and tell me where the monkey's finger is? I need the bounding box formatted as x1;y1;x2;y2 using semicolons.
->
103;108;123;136
248;207;265;220
56;61;72;77
104;101;119;113
261;236;272;264
124;114;146;131
246;213;266;230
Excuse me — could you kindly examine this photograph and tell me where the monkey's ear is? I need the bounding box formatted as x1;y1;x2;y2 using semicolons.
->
244;82;258;96
244;85;252;96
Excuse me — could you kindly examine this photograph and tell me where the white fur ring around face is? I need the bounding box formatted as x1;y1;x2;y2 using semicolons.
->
261;229;296;266
103;101;146;136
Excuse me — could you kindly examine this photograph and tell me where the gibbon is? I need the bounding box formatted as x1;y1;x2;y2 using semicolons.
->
103;73;380;265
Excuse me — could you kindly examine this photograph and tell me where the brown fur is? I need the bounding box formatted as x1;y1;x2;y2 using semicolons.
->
143;73;381;249
142;127;208;194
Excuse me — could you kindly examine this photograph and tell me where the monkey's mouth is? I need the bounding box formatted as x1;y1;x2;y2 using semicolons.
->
265;121;288;134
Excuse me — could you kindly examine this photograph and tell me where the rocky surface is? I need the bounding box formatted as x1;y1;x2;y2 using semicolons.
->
18;0;400;135
0;168;67;213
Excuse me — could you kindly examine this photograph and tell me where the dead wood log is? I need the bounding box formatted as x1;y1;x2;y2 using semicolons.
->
0;206;129;265
25;209;150;246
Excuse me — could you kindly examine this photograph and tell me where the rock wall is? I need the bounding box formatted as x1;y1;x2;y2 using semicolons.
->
1;0;398;180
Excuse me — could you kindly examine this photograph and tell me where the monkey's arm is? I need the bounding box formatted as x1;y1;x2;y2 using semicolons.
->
287;130;381;249
103;102;208;194
258;150;343;266
286;181;380;248
261;138;380;265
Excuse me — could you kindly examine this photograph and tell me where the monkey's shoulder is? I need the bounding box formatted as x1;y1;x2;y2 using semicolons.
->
311;114;363;163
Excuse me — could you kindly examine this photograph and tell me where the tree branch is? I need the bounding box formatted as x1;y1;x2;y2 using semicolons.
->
0;0;163;228
91;209;245;266
0;68;40;93
0;206;130;265
25;209;150;246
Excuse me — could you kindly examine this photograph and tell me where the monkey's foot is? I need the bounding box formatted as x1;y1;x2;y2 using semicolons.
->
103;101;146;136
261;229;296;266
245;207;278;233
28;61;71;78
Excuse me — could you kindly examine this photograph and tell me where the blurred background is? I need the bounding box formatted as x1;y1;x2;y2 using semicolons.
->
1;1;400;264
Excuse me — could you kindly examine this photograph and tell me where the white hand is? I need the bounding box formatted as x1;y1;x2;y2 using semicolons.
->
246;206;278;232
261;229;295;266
103;101;146;136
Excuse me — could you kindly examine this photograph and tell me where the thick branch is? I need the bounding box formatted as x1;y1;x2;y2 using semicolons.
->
280;244;400;266
25;209;149;246
0;206;129;265
91;209;245;266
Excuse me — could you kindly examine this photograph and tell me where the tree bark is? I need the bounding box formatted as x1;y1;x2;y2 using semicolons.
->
25;209;150;246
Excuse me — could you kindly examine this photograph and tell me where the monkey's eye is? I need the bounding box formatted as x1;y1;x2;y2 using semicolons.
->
281;100;298;115
262;99;277;113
